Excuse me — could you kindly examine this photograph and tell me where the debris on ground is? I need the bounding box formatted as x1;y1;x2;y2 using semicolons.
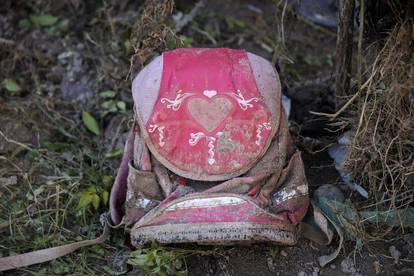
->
340;258;358;274
389;245;401;264
328;132;368;198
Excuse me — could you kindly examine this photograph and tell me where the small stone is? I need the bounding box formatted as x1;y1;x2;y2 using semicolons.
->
76;43;85;50
297;272;307;276
389;246;401;264
281;250;288;257
330;264;336;269
340;258;357;274
57;51;73;64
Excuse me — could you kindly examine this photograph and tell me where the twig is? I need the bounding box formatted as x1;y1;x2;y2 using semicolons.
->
309;59;380;120
0;38;16;47
334;0;355;107
0;130;33;152
357;0;365;88
174;0;205;32
190;26;217;45
298;18;337;37
280;0;288;47
310;90;360;120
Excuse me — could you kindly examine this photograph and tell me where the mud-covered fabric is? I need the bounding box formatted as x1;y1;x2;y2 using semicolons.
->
122;88;308;231
134;48;277;181
110;48;309;244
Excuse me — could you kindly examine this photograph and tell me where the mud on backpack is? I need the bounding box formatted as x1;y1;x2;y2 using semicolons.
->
109;48;310;246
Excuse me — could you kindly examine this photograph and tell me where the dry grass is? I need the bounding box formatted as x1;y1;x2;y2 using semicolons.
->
129;0;181;73
346;18;414;238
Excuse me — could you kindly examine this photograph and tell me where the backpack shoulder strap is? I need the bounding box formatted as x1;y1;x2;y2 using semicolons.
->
0;214;110;272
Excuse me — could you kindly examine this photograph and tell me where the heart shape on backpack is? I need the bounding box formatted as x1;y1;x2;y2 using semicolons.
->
187;97;233;132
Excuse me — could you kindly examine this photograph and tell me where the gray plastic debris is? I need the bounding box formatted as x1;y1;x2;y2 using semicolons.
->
288;0;339;28
389;246;401;264
314;184;345;203
328;132;368;198
282;94;291;119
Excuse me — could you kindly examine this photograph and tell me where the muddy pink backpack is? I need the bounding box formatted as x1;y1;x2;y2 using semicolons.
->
110;48;310;246
1;48;339;272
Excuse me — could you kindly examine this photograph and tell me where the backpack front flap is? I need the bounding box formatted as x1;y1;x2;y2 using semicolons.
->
132;48;281;181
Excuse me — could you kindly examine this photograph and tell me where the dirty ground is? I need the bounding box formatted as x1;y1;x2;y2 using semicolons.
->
0;0;413;275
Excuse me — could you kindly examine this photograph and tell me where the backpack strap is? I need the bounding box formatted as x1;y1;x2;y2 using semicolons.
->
110;121;137;225
0;120;139;272
0;214;110;272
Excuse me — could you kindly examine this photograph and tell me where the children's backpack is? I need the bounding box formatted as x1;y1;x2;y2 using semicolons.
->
0;48;336;272
110;48;309;246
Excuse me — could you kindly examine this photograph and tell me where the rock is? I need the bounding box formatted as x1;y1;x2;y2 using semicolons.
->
314;184;345;203
58;50;93;103
297;271;307;276
330;264;336;269
340;258;357;274
281;250;288;257
389;245;401;264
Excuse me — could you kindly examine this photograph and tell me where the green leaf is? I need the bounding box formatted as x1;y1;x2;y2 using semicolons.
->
124;40;133;54
82;111;100;135
86;186;97;193
99;90;116;98
30;15;58;27
116;101;126;111
105;148;123;158
76;191;93;210
3;79;22;93
225;17;246;30
101;175;113;187
57;19;70;32
91;194;100;210
179;35;193;47
101;100;117;112
128;252;148;267
102;190;109;206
